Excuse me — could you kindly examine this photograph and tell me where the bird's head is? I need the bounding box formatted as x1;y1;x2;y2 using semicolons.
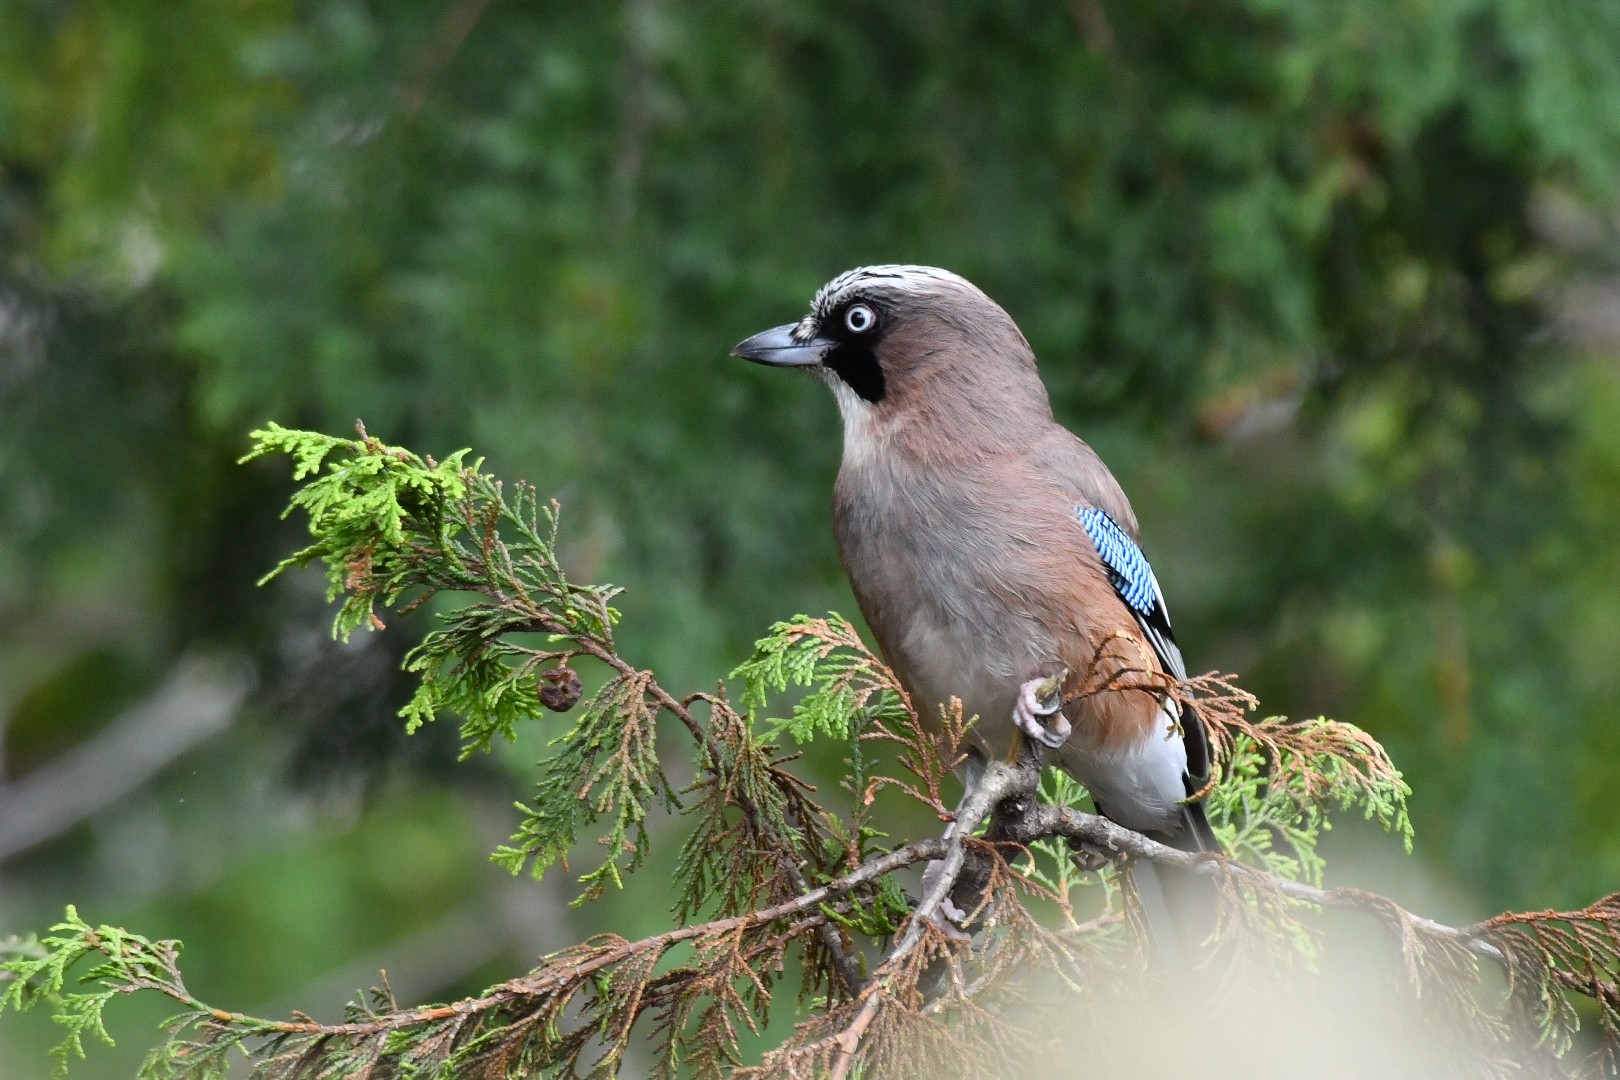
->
731;265;1052;459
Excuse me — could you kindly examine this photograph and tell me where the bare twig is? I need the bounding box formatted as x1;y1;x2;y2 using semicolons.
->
1001;804;1508;966
1068;0;1115;54
398;0;495;114
0;655;252;860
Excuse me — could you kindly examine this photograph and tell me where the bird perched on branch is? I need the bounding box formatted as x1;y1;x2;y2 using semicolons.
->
733;265;1215;952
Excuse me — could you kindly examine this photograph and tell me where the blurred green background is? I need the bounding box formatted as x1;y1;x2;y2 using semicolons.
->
4;0;1620;1074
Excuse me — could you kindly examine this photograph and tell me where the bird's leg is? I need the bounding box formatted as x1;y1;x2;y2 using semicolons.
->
1013;670;1072;749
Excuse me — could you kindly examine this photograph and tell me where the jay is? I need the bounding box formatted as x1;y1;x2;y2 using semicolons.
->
733;265;1215;942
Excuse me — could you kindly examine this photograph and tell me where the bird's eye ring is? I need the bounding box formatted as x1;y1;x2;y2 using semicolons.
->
844;304;876;334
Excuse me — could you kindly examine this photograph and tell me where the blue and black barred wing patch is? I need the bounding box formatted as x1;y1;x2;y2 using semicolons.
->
1076;507;1187;682
1077;508;1156;614
1076;505;1205;787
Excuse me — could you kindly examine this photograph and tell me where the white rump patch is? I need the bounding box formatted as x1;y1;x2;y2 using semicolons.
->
1063;705;1189;835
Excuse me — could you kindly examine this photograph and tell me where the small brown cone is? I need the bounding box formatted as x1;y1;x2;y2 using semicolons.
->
538;666;583;712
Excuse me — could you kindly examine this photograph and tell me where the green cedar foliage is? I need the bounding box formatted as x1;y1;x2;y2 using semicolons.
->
1205;721;1416;886
1;909;279;1080
734;613;912;743
244;422;671;898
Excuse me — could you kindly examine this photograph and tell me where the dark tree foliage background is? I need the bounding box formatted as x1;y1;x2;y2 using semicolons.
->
2;0;1620;1074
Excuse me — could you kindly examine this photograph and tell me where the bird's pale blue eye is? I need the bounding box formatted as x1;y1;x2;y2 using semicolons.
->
844;304;875;333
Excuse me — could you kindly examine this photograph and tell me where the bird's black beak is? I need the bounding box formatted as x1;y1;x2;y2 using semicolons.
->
730;323;832;367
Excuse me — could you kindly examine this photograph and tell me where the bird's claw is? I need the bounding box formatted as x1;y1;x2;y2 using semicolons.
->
1067;838;1116;871
1014;673;1071;749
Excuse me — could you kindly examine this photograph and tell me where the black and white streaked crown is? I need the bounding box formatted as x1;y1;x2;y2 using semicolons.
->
793;265;974;342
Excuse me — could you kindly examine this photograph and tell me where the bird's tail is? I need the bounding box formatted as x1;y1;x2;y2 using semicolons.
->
1128;801;1218;970
1179;798;1219;855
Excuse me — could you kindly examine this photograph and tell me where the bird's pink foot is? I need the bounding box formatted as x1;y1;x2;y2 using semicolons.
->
1013;675;1071;749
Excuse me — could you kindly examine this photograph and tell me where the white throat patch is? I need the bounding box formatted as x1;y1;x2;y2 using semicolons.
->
822;371;882;467
803;265;973;468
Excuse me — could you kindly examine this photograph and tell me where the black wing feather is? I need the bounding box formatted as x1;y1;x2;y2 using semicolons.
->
1113;575;1218;853
1078;505;1217;851
1126;585;1209;788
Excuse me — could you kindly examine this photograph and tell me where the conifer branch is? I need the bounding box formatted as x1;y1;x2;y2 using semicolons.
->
7;425;1618;1079
237;423;866;988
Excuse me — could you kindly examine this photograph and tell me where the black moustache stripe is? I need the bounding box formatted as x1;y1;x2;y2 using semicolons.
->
823;342;886;404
